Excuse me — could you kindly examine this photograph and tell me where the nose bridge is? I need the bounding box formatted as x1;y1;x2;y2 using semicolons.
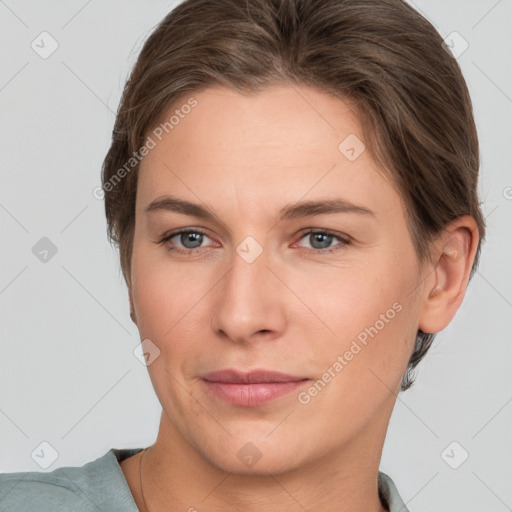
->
211;240;285;342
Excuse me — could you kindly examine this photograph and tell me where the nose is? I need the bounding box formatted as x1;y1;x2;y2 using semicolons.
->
211;244;287;345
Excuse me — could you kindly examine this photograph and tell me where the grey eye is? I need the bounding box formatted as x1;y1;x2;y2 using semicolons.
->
304;232;335;250
175;231;205;249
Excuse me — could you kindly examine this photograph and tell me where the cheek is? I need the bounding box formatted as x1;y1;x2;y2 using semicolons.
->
131;242;211;338
130;247;221;391
300;254;419;384
294;262;396;337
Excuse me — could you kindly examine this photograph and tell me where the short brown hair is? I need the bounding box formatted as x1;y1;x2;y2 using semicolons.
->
101;0;485;391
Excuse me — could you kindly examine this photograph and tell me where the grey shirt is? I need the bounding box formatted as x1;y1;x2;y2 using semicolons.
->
0;448;410;511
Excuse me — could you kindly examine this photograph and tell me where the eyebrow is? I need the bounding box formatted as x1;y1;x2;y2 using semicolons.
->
144;195;376;223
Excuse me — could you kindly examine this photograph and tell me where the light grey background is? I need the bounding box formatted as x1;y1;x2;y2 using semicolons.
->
1;1;511;510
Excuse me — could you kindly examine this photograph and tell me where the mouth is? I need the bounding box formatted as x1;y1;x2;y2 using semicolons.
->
201;369;310;407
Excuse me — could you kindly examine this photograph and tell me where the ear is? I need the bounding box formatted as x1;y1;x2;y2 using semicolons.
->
418;216;480;334
128;289;138;325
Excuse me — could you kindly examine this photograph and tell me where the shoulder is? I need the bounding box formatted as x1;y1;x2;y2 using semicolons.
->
0;467;88;511
0;448;143;512
378;470;410;512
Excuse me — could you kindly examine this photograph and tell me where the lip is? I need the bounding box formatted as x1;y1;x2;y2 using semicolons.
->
201;369;310;407
202;369;308;384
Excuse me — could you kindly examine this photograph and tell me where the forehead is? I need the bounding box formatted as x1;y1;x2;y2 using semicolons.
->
150;84;361;158
136;84;400;220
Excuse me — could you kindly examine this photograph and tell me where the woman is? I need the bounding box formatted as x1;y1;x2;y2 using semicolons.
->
0;0;485;510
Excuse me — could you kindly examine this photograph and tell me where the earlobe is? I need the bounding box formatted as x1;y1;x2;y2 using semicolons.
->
418;216;479;334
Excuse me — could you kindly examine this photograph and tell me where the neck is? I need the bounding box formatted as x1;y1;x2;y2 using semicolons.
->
138;412;389;512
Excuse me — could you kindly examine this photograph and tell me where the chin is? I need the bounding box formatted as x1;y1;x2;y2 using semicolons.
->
211;450;301;477
195;433;308;477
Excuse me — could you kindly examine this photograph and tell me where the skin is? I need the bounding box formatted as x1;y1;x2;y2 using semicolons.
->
119;84;479;512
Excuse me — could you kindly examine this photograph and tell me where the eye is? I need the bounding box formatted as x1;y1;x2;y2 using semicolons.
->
160;228;215;254
159;227;351;256
295;229;350;254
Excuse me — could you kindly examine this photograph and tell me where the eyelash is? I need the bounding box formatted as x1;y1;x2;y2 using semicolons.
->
159;228;351;256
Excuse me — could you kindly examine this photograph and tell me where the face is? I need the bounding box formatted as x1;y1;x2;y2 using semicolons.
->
129;84;425;475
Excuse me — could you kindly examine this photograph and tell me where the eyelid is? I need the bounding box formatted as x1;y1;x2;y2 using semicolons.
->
161;226;210;240
296;227;351;242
